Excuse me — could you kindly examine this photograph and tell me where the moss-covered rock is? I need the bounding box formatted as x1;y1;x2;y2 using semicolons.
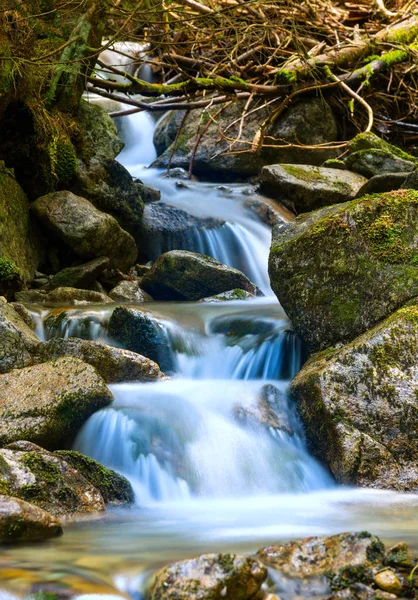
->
141;250;258;301
77;100;124;161
31;191;137;272
45;257;110;291
55;450;134;505
0;161;40;289
354;172;408;197
34;337;162;383
16;287;113;305
291;303;418;489
347;132;417;163
0;494;62;543
269;189;418;352
0;441;104;517
257;532;385;581
109;280;153;303
0;357;113;449
146;553;267;600
108;307;174;373
0;300;39;374
345;149;416;178
152;98;338;177
259;164;367;213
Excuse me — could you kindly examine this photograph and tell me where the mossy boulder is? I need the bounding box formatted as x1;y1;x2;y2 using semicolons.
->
152;98;338;177
347;132;417;163
108;307;174;373
268;189;418;352
109;280;153;303
0;357;113;449
16;287;113;305
0;495;62;543
146;553;267;600
31;191;137;272
259;164;367;213
0;300;39;374
0;161;40;289
345;149;416;179
141;250;258;301
77;99;124;161
55;451;134;505
291;303;418;490
0;442;104;518
257;532;385;595
45;257;110;291
34;337;162;383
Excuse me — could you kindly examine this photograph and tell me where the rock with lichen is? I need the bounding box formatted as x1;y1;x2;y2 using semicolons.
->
259;164;367;213
0;494;63;543
146;553;267;600
109;279;153;303
269;189;418;352
0;357;113;449
0;300;39;374
291;303;418;489
0;441;105;518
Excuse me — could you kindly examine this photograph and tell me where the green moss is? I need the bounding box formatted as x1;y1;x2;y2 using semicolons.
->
19;452;61;484
348;132;417;163
329;296;361;329
0;258;20;282
275;69;298;83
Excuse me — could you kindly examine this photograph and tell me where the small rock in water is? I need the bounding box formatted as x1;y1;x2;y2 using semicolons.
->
0;495;62;543
109;280;153;303
374;570;402;596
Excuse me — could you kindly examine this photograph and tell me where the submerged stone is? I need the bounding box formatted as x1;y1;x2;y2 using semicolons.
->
291;303;418;490
141;250;258;301
0;441;105;518
0;495;62;543
146;553;267;600
260;164;366;213
0;357;113;449
269;189;418;351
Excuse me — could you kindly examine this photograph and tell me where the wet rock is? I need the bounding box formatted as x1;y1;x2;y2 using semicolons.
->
140;202;224;261
354;172;408;197
259;164;367;213
233;383;293;435
108;306;174;373
45;257;110;291
141;250;258;301
16;287;113;305
31;191;137;271
0;442;105;518
0;357;113;449
328;583;398;599
291;303;418;490
268;189;418;352
257;531;385;580
210;316;275;337
0;495;62;543
345;149;416;179
9;302;36;329
386;543;412;568
153;98;338;177
43;308;108;340
137;181;161;203
34;337;162;383
0;161;40;289
77;99;124;161
109;279;153;303
55;451;134;505
0;300;39;374
146;553;267;600
243;196;289;226
199;289;255;302
73;157;145;241
374;570;402;595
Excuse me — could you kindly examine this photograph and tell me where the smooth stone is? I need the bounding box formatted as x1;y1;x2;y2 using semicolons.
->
374;570;402;595
16;287;113;305
199;289;255;302
45;257;110;290
243;196;289;226
0;442;105;518
34;337;162;383
141;250;258;301
0;495;62;543
0;302;39;374
259;164;367;213
31;191;137;271
354;172;408;197
109;280;153;303
345;149;416;178
0;357;113;449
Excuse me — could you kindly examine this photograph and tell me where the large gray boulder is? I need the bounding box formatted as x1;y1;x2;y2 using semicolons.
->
291;302;418;490
34;337;162;383
0;441;105;518
0;300;39;374
141;250;258;301
0;357;113;449
0;495;62;543
153;98;338;177
269;189;418;352
146;553;267;600
31;191;137;271
259;164;367;213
